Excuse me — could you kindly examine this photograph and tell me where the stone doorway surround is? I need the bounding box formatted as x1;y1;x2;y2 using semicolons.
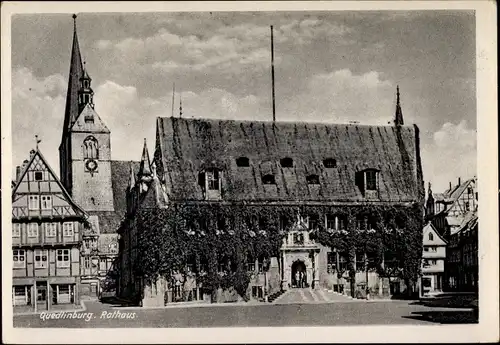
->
280;214;321;290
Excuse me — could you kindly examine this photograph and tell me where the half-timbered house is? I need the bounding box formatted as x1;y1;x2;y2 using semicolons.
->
11;148;88;312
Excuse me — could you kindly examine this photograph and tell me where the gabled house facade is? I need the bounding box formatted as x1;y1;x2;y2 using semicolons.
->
11;148;88;312
421;222;447;295
425;177;478;293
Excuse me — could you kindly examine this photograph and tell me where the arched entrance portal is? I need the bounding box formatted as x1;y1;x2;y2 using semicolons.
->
291;260;307;288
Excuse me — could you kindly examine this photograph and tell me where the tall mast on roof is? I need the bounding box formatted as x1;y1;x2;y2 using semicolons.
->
179;94;183;118
171;82;175;118
270;25;276;123
394;85;404;126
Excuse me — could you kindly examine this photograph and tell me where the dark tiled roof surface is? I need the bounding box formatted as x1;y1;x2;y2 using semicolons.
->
157;117;424;203
91;160;139;233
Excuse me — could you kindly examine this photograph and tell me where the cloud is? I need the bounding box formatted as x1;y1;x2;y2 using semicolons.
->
278;68;396;124
12;68;66;175
95;18;352;76
421;120;477;191
434;120;476;149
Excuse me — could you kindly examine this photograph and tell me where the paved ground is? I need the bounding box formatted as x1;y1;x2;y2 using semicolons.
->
13;297;477;328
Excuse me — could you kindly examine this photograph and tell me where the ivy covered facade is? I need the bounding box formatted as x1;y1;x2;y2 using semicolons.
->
117;94;425;306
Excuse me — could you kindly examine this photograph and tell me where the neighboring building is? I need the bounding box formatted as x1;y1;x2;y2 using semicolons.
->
446;212;478;292
425;178;478;293
11;148;88;312
58;15;134;298
119;92;425;306
421;222;447;295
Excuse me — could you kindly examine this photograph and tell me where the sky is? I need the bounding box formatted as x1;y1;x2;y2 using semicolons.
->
11;11;476;192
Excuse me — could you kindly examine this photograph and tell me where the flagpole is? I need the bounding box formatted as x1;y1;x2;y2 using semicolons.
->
171;82;176;117
271;25;276;123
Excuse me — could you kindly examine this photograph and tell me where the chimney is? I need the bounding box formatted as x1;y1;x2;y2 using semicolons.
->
458;177;461;185
449;182;452;190
16;166;21;181
22;159;29;171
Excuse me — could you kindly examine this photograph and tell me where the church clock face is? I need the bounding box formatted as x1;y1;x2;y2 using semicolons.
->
86;159;98;172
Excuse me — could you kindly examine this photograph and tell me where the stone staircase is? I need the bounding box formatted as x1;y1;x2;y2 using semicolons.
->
272;288;354;304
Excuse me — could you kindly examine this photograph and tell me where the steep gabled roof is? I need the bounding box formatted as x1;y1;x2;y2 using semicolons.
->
434;178;476;211
156;117;424;203
12;149;87;218
423;222;447;245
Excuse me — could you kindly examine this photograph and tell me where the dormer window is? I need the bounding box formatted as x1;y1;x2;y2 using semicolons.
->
236;157;250;167
198;168;222;199
365;170;377;191
306;174;320;185
323;158;337;168
262;174;276;185
355;168;379;196
206;169;220;191
280;157;293;168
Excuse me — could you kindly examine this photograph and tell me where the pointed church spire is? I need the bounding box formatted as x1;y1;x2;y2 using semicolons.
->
394;85;404;126
138;138;152;183
62;14;84;140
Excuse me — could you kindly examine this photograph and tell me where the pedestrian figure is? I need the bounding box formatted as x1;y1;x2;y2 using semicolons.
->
295;271;300;288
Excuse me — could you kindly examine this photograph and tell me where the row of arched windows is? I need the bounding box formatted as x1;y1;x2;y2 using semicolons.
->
236;156;337;169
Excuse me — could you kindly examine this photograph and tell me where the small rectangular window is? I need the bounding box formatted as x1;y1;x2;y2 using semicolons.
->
57;249;70;268
45;223;57;237
27;223;38;238
326;215;335;230
13;249;26;268
327;252;336;273
84;257;90;269
34;249;48;269
308;215;319;230
63;222;74;237
207;170;220;190
28;195;39;210
34;171;43;181
12;223;21;238
41;196;52;210
365;170;377;191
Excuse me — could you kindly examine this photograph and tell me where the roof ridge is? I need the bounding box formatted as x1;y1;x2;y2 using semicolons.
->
158;116;416;129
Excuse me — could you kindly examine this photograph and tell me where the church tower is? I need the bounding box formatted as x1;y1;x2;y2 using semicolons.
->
59;14;114;212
